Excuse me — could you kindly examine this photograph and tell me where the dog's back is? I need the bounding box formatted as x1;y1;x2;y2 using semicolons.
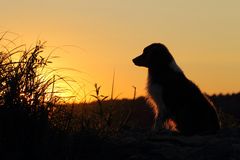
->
133;43;220;135
161;73;220;135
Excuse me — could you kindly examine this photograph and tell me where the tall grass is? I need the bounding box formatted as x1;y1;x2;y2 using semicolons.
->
0;33;61;153
0;32;136;141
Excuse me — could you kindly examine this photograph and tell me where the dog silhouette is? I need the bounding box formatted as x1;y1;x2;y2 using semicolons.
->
133;43;220;135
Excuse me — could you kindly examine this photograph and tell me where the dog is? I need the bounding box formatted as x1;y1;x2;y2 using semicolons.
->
132;43;220;135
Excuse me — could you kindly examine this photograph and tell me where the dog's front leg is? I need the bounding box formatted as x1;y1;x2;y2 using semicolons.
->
152;111;168;132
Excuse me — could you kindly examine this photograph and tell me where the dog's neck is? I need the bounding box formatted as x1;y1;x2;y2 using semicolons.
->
147;60;184;85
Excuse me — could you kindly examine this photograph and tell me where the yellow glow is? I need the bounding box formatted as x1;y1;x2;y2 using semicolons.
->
1;0;240;100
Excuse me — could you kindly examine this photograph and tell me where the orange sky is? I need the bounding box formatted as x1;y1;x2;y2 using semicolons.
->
1;0;240;101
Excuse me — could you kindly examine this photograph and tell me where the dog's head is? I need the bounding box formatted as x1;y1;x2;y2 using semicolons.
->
132;43;182;72
132;43;173;68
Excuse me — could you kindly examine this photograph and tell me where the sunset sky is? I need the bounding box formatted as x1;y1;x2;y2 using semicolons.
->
1;0;240;100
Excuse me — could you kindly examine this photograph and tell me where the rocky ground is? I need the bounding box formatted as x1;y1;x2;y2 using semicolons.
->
94;128;240;160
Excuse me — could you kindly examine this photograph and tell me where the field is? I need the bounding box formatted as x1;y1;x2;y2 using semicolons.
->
0;37;240;160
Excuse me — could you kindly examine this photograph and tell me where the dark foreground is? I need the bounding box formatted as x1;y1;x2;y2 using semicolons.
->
1;128;240;160
105;128;240;160
0;95;240;160
84;128;239;160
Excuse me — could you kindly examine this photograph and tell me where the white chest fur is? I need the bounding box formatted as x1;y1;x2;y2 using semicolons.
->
147;74;167;119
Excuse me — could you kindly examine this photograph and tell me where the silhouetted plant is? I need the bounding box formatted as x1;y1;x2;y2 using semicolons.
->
0;40;57;114
74;83;133;136
0;33;61;151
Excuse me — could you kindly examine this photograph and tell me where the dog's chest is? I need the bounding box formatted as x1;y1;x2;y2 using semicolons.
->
147;82;167;113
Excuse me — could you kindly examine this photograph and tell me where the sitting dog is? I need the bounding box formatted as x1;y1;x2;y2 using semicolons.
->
132;43;220;135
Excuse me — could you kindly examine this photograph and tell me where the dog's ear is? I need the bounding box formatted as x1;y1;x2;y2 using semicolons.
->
132;53;149;67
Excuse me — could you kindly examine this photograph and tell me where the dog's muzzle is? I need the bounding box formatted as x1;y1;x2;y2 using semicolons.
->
132;55;148;67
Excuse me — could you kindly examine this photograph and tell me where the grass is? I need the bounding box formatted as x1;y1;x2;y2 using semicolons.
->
0;34;59;157
0;32;239;159
0;33;153;159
